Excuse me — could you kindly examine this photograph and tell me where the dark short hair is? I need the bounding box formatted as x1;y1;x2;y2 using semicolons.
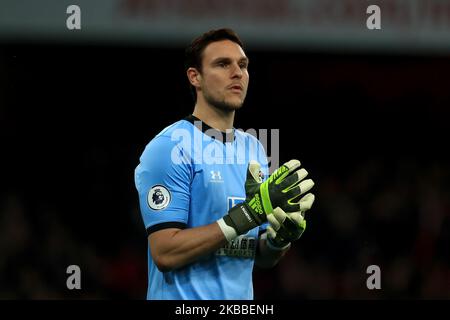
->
184;28;244;101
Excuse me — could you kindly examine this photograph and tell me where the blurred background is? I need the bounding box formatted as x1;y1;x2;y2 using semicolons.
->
0;0;449;299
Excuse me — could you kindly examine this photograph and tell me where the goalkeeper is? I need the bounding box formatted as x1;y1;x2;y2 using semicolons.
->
134;28;315;300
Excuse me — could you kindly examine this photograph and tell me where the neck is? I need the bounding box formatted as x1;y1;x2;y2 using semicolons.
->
192;97;235;132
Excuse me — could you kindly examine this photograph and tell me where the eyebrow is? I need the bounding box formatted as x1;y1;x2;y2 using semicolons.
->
211;57;249;65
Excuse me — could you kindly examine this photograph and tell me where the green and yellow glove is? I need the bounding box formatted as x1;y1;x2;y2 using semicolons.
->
218;159;314;241
266;192;315;250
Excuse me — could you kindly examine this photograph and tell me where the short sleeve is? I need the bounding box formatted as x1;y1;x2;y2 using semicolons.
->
256;139;269;180
134;136;192;235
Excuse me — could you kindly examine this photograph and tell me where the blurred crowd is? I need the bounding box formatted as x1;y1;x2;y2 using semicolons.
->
255;156;450;299
0;189;147;299
1;156;448;299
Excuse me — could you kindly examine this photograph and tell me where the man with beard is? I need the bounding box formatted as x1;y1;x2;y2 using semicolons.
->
134;28;315;300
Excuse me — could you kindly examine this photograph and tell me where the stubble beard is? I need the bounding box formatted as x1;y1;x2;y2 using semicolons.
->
203;89;246;113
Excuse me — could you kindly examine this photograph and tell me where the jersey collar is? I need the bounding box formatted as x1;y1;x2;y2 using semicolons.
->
183;114;235;144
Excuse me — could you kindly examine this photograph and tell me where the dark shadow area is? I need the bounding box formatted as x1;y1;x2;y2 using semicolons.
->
0;44;449;299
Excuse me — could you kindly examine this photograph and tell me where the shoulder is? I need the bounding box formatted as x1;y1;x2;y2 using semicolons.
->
141;119;194;156
156;119;194;139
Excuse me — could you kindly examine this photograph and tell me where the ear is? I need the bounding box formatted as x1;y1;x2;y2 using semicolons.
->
187;67;201;88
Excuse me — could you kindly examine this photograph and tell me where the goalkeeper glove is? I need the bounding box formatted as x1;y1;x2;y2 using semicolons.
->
266;193;315;250
217;159;314;241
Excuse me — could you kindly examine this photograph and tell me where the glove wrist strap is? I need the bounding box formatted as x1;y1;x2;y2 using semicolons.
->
224;203;261;234
217;218;238;242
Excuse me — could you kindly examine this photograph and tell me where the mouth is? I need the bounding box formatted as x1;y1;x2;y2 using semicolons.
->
228;84;243;93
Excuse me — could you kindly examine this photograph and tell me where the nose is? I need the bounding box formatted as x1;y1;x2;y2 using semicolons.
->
231;62;243;79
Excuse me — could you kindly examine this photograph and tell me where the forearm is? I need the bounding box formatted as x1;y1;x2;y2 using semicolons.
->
255;232;290;268
149;222;228;272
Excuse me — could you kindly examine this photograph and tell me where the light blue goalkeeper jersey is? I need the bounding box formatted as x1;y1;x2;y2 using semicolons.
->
134;115;269;300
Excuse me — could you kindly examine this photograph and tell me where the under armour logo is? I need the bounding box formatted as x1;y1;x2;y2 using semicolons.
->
210;170;222;180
